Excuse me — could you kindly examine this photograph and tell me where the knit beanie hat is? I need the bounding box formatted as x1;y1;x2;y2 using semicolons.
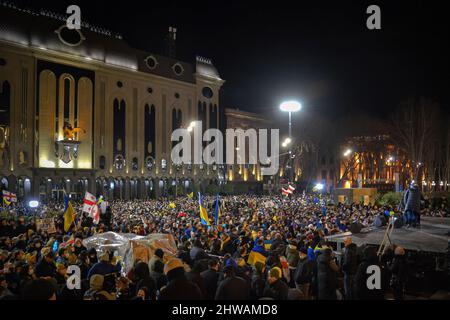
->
164;258;184;275
269;267;282;280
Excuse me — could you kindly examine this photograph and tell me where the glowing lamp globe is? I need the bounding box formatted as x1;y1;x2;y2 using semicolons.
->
280;101;302;112
29;200;39;208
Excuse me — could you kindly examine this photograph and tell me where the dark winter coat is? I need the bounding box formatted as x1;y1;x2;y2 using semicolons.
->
285;245;299;268
200;268;220;300
353;247;384;300
159;273;203;300
250;273;266;300
294;257;313;285
34;258;56;278
215;276;250;300
342;243;358;275
263;279;289;300
317;249;339;300
401;185;421;213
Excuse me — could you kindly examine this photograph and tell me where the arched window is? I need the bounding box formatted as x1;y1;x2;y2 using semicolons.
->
114;99;126;160
144;104;156;159
0;177;8;189
0;81;11;126
63;78;70;122
99;156;106;169
210;103;218;129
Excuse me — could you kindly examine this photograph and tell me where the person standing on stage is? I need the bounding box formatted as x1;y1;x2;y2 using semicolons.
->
399;182;421;228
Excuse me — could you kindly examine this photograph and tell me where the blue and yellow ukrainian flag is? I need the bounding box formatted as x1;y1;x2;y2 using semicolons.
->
63;192;76;232
198;192;210;226
3;197;11;206
214;194;221;225
247;245;268;266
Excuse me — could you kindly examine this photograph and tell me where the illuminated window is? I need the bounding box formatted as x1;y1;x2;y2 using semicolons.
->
145;156;155;171
114;155;125;171
132;157;138;171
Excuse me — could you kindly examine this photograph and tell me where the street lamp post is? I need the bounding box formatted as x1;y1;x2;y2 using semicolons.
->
280;101;302;183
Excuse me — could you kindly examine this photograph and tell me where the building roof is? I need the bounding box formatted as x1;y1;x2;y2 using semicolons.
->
225;108;272;128
0;2;222;84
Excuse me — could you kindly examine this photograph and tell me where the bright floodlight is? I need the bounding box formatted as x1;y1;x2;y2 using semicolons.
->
315;183;324;191
343;149;352;157
29;200;39;208
187;126;193;132
280;100;302;112
284;137;292;145
282;142;287;148
189;121;196;128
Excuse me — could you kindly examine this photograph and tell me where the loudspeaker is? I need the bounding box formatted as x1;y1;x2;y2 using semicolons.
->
349;222;362;234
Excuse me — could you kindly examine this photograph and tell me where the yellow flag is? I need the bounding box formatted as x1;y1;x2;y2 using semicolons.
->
187;192;194;199
272;215;278;222
64;198;76;232
3;197;11;206
169;202;176;209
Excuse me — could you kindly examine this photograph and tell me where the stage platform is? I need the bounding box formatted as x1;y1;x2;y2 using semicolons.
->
326;217;450;253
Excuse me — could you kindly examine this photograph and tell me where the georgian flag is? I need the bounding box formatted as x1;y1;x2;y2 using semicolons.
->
2;190;17;202
282;185;296;196
83;192;100;224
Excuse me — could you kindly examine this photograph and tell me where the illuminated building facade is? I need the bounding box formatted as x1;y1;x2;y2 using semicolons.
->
0;3;226;200
224;108;274;193
339;134;412;191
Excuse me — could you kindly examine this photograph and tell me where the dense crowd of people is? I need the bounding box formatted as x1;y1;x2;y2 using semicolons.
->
0;191;448;300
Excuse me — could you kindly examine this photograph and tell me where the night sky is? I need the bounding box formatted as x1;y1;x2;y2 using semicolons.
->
8;0;450;122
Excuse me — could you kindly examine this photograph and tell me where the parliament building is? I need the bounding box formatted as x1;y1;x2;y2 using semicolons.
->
0;3;235;201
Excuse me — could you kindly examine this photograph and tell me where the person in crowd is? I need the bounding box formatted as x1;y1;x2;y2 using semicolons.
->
159;258;203;300
294;247;313;300
83;274;115;300
317;248;339;300
190;239;209;262
353;246;384;300
21;278;57;300
285;239;299;287
400;182;421;228
87;252;121;279
263;267;289;300
130;261;157;300
34;249;56;278
149;248;165;273
250;261;266;300
150;257;167;292
215;265;250;300
341;236;358;300
1;193;444;301
200;258;221;300
389;246;408;300
186;260;208;298
0;275;14;299
115;277;131;300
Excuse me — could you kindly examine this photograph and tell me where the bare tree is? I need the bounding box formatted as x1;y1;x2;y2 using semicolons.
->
445;125;450;191
390;98;440;181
